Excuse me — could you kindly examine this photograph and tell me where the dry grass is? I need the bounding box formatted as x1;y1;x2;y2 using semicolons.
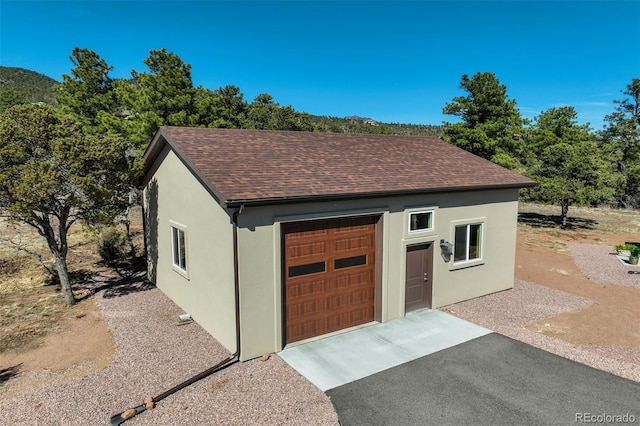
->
519;202;640;233
0;289;65;353
0;207;144;354
517;202;640;251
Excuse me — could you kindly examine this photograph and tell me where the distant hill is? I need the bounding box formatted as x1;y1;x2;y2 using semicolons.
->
345;115;377;125
0;66;58;104
0;66;442;136
310;115;443;137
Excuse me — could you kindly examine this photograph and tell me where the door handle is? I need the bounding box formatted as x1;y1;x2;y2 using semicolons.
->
423;272;428;281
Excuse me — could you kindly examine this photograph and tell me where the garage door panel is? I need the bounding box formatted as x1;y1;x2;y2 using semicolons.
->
287;318;328;343
287;303;374;343
334;270;373;289
327;308;370;330
290;307;373;342
287;298;328;318
286;278;329;299
328;289;373;308
286;241;327;262
284;216;377;344
284;221;329;238
333;235;374;252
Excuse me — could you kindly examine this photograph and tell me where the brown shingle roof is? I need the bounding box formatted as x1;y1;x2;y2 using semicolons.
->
144;127;535;207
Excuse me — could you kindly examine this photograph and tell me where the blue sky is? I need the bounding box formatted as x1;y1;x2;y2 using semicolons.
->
1;1;638;130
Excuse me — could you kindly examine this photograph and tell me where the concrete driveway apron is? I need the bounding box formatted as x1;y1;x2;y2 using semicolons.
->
278;308;491;391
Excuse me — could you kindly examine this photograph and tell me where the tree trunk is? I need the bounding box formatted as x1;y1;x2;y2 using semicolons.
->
39;211;76;306
52;247;76;306
123;217;136;258
123;190;138;258
560;202;569;228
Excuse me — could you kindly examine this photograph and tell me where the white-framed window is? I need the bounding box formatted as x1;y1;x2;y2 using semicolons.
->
171;223;188;273
408;210;434;233
454;222;483;263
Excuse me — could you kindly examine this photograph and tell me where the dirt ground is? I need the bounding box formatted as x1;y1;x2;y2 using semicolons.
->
516;203;640;347
0;296;114;399
1;202;639;400
0;214;140;400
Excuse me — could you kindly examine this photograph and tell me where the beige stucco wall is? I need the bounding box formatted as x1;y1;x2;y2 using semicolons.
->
143;146;237;354
144;147;520;361
236;189;519;360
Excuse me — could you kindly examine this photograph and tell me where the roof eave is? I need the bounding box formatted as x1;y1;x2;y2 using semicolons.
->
142;127;173;172
142;127;231;207
224;181;537;208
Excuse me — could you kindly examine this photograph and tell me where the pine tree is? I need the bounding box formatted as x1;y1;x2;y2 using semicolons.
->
442;72;526;170
524;107;623;226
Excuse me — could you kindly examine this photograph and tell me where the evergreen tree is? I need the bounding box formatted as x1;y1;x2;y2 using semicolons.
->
109;48;199;148
243;93;315;131
524;107;622;226
194;86;228;128
442;72;526;169
600;78;640;207
213;85;247;129
0;88;27;113
55;48;116;131
0;104;133;305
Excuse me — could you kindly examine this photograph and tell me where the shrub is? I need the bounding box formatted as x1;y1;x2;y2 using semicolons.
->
630;246;640;258
614;243;637;252
97;227;126;264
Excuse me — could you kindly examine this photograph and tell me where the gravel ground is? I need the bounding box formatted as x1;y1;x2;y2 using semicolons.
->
0;285;338;426
569;242;640;289
446;278;640;383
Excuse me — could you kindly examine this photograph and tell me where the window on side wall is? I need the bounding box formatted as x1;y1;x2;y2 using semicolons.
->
454;223;482;263
171;225;187;272
408;211;434;233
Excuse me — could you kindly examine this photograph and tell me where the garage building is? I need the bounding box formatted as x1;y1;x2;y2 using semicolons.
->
142;127;535;361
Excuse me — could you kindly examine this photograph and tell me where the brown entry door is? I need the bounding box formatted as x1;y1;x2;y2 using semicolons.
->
405;243;433;313
283;216;376;344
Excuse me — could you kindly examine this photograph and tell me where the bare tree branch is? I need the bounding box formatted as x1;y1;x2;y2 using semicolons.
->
0;228;56;277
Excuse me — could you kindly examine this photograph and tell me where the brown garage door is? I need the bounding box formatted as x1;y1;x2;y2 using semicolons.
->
283;216;376;343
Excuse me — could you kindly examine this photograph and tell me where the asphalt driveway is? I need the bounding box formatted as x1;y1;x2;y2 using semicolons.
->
326;334;640;425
